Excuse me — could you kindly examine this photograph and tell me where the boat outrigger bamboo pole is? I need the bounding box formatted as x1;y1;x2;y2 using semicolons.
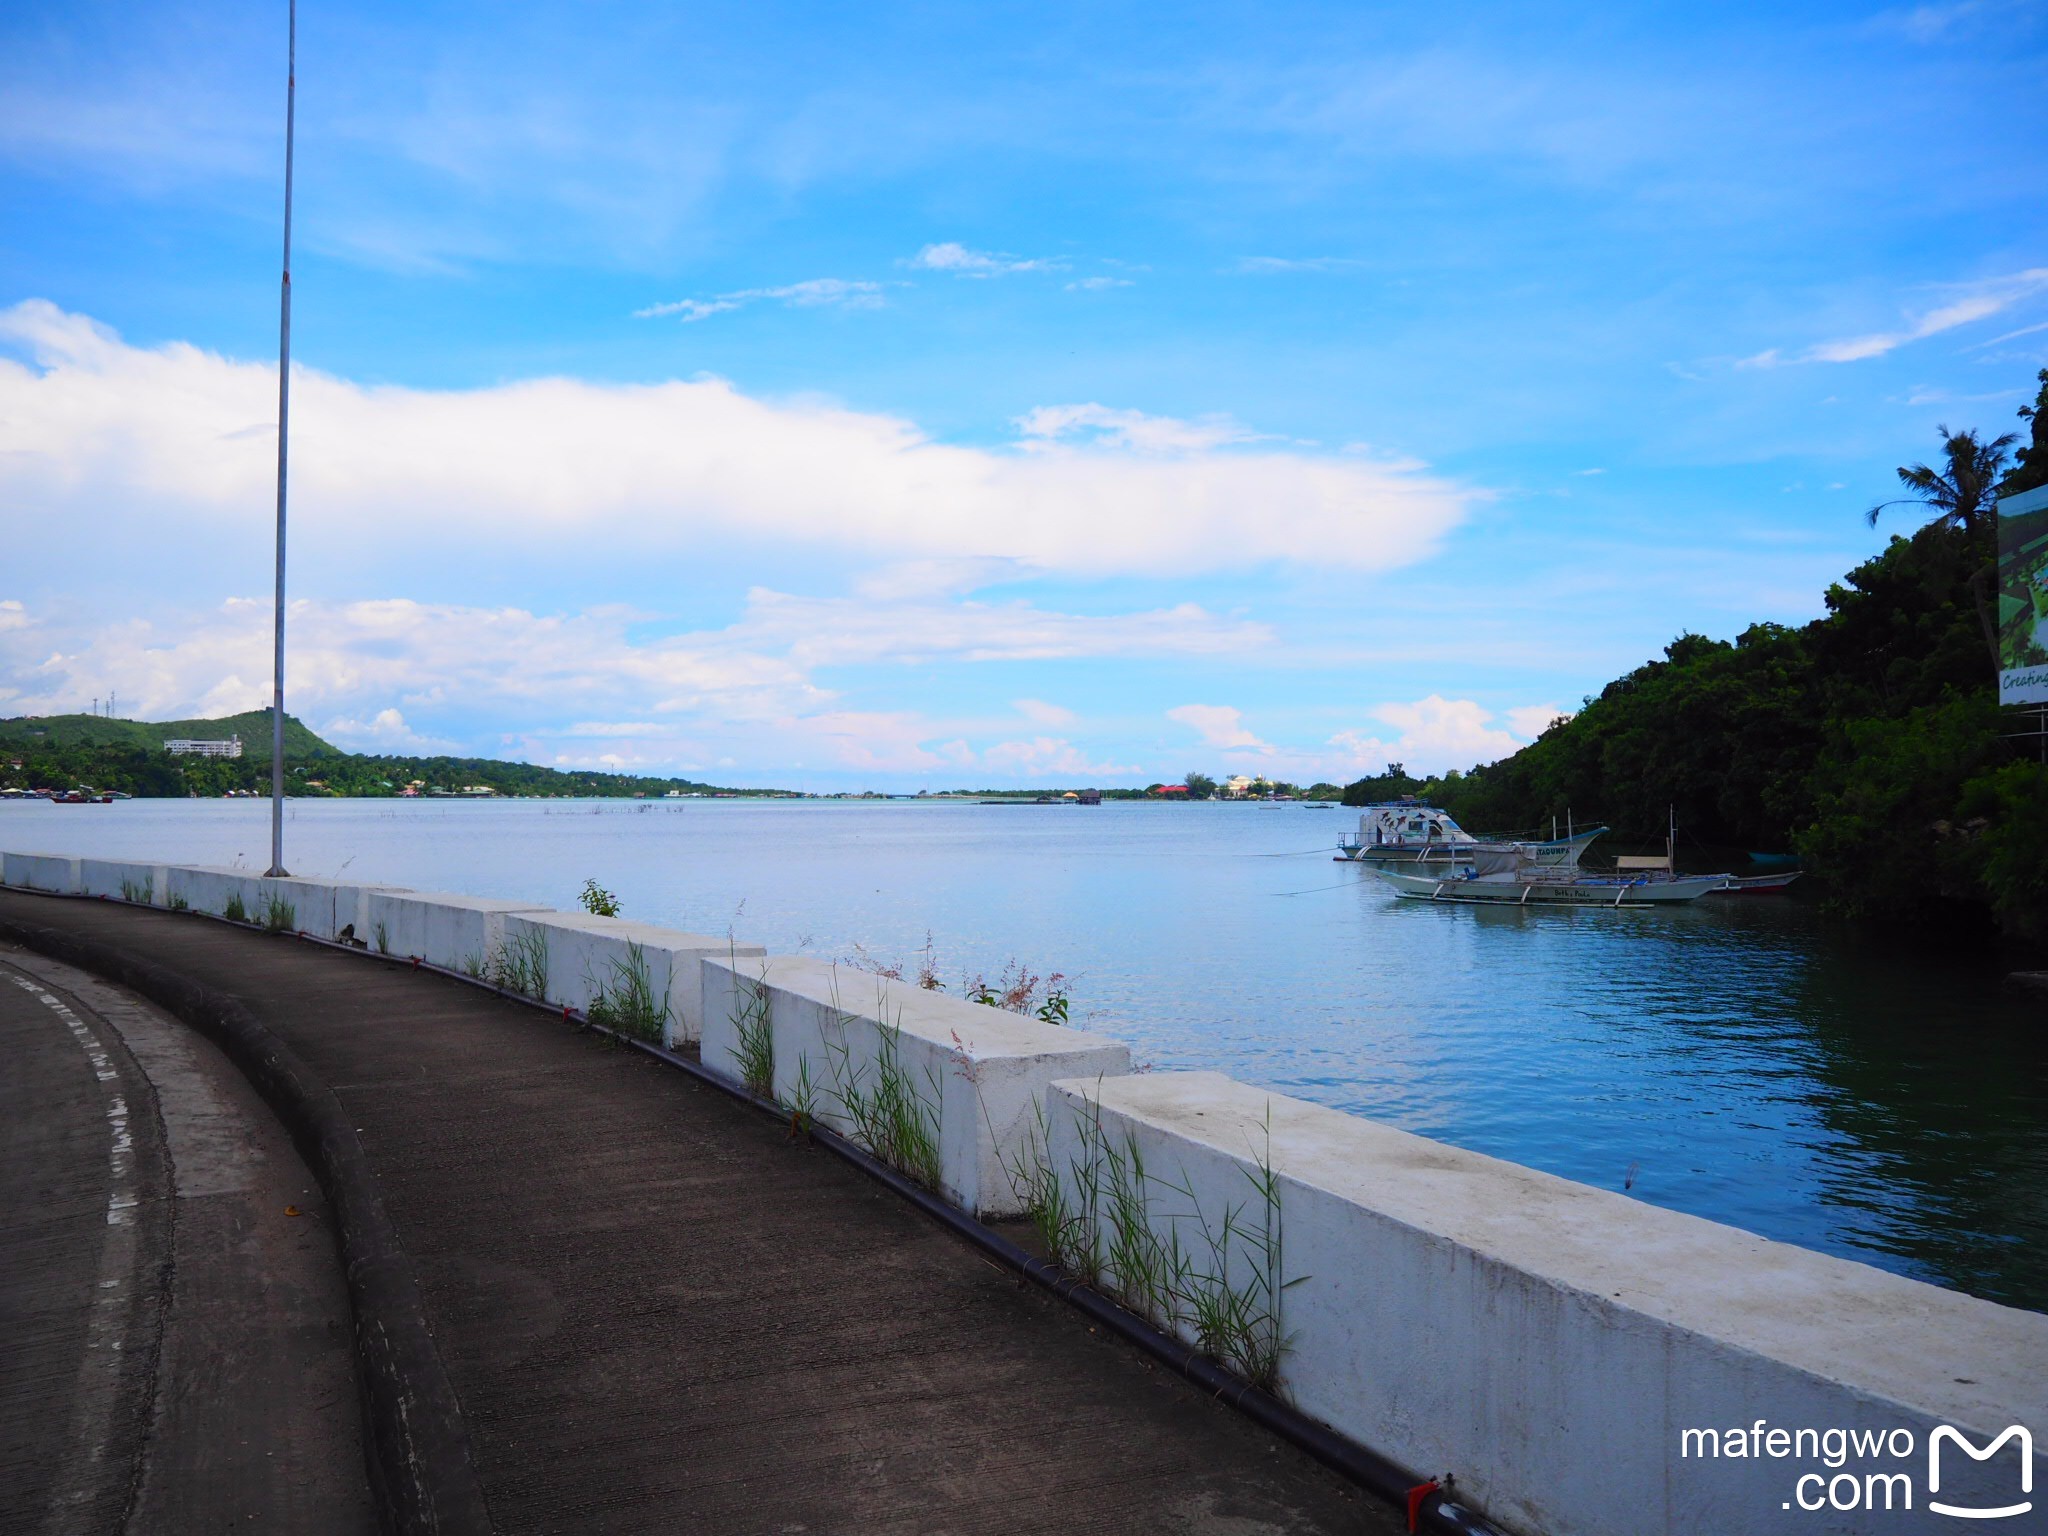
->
266;0;296;878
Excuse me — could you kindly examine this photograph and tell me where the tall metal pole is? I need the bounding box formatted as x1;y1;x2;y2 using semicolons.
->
267;0;295;877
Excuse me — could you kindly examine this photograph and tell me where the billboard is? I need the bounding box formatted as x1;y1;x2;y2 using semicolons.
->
1998;482;2048;705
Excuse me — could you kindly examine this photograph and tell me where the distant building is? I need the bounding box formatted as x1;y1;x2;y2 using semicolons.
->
165;735;243;759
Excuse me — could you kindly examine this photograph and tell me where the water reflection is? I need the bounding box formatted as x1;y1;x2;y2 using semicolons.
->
12;796;2046;1310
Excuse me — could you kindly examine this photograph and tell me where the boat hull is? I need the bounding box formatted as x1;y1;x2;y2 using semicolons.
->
1374;869;1727;906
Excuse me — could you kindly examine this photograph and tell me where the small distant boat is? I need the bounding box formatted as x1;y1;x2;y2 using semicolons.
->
1710;872;1803;895
54;788;113;805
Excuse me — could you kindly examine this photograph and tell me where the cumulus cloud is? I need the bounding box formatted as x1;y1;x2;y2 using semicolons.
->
1164;695;1559;780
634;277;888;322
1325;695;1547;775
1015;402;1260;454
319;707;459;755
0;588;1267;776
0;301;1477;582
1013;698;1077;727
1065;276;1132;291
724;591;1268;666
981;736;1134;777
1505;703;1568;738
1167;703;1270;752
908;241;1063;276
1739;268;2048;367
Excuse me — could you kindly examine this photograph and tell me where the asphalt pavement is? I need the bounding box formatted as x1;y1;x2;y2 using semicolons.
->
0;890;1402;1535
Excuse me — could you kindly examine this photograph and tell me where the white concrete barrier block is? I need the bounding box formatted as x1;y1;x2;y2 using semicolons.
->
362;890;552;972
702;955;1130;1218
163;865;264;922
498;913;764;1045
3;851;82;894
1045;1072;2048;1536
78;858;170;905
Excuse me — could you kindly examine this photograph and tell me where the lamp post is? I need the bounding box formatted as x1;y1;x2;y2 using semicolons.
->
266;0;296;878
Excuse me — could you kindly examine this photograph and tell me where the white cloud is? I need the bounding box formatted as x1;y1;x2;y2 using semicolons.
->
1013;698;1077;727
319;707;459;755
0;595;823;729
0;588;1268;779
1167;703;1270;752
1327;695;1545;775
1234;256;1366;274
1505;703;1568;738
908;241;1064;276
0;301;1477;582
1015;402;1260;454
980;736;1133;777
727;590;1268;666
1064;276;1133;291
1739;268;2048;367
634;277;887;321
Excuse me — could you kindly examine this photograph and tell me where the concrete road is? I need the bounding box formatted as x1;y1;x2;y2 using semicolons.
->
0;944;374;1535
1;891;1410;1536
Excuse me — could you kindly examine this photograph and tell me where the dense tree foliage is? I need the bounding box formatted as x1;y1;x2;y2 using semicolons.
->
0;721;775;801
1344;385;2048;940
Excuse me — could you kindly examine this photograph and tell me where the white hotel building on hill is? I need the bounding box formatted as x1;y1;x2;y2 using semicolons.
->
164;736;243;759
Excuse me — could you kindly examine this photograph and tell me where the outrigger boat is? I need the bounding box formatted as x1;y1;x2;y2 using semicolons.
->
1375;814;1730;907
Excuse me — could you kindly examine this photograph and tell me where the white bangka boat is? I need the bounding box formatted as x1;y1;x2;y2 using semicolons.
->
1374;816;1729;907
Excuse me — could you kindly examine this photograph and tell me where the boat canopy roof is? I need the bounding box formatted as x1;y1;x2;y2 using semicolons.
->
1355;802;1477;846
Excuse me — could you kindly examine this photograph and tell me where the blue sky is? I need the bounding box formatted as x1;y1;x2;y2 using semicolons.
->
3;0;2045;788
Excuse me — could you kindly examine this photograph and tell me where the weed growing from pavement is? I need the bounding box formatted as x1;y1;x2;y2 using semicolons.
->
814;975;943;1192
260;894;296;934
223;892;248;924
586;940;667;1043
166;892;189;912
787;1053;820;1137
728;949;775;1098
119;876;152;905
577;879;621;917
489;926;550;999
1000;1090;1300;1394
373;920;390;955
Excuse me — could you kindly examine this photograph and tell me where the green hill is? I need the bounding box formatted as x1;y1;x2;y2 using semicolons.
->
0;710;779;800
0;709;339;758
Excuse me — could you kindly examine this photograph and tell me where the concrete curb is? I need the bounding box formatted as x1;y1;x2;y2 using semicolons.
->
0;911;493;1536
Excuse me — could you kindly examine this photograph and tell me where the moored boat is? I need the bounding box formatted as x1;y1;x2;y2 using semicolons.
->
1709;871;1803;895
1336;799;1482;864
1374;817;1730;907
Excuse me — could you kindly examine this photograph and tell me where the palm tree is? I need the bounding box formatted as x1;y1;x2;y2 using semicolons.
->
1865;424;2018;540
1865;425;2018;672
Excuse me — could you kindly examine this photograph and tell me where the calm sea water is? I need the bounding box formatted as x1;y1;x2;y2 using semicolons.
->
11;796;2046;1311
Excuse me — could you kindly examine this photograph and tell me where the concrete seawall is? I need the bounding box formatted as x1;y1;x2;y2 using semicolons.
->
5;849;2042;1536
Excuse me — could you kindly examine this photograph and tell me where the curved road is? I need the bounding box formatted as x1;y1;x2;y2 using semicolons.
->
0;944;373;1535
